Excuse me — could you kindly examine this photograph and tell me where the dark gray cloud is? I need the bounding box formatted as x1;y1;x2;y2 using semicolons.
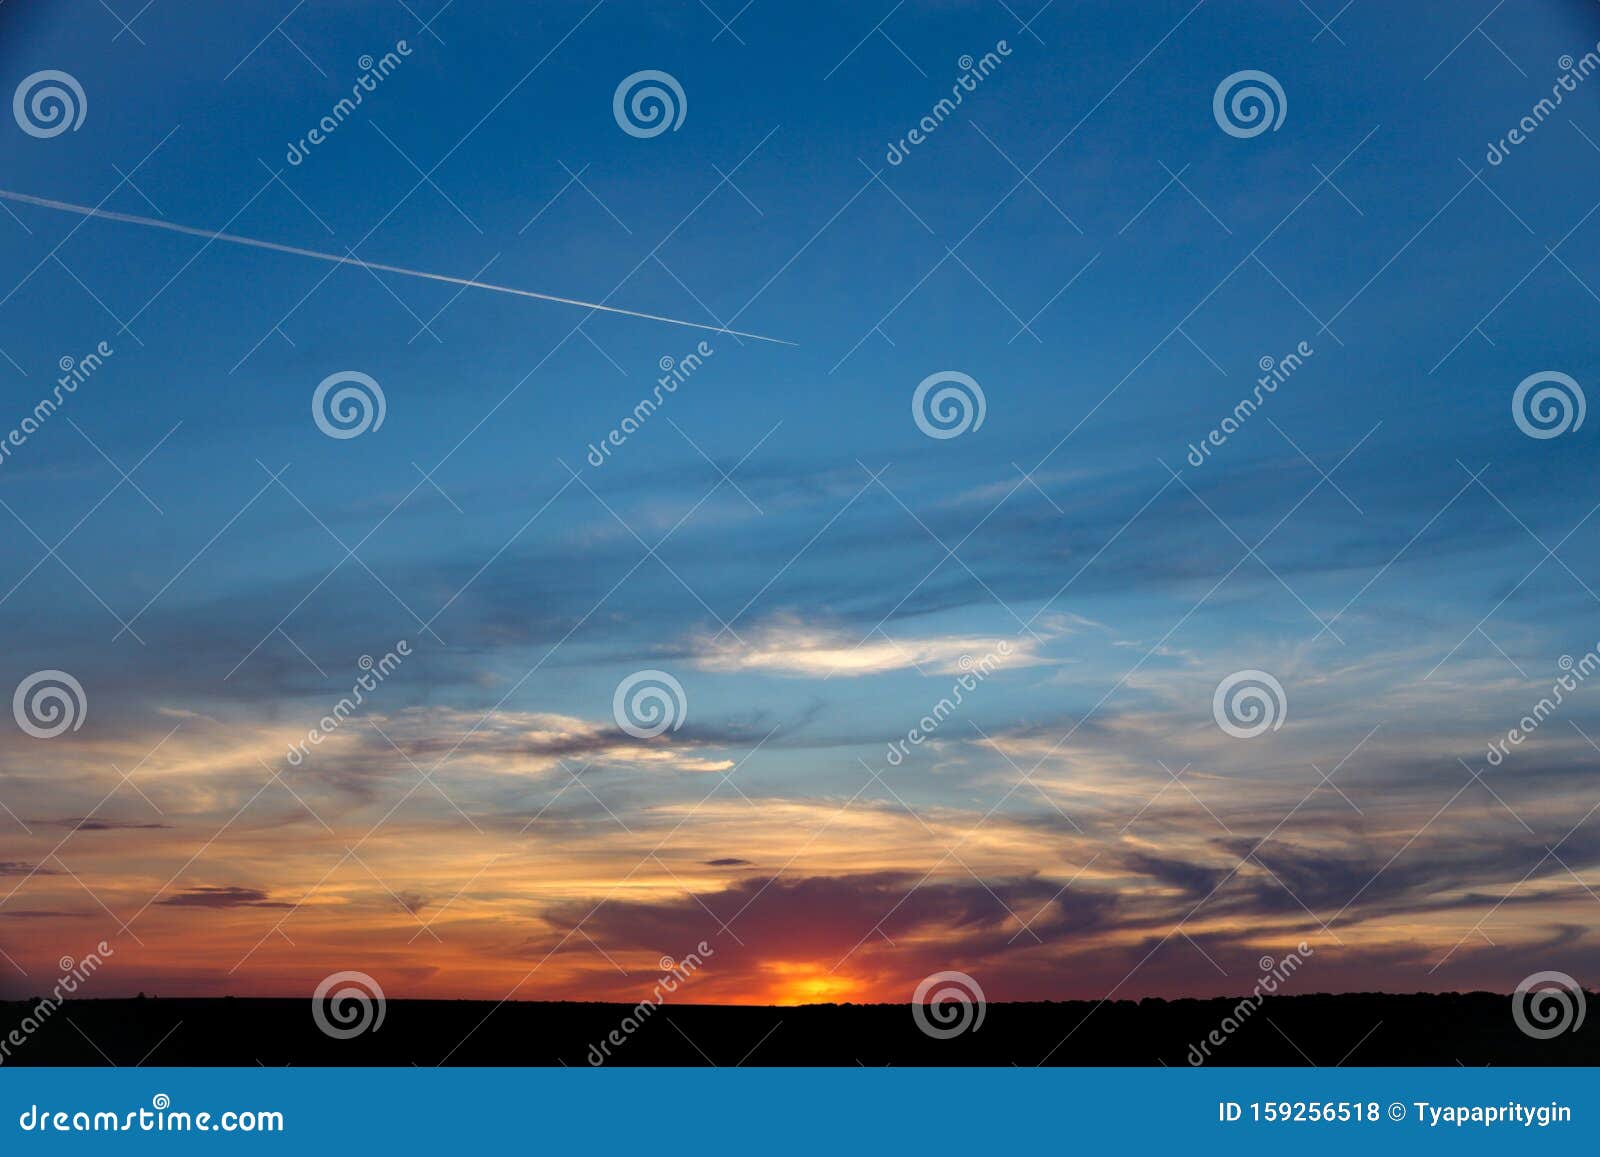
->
156;886;290;909
0;862;55;876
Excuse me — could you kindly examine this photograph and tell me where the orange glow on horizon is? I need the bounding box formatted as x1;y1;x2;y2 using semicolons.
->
760;962;862;1006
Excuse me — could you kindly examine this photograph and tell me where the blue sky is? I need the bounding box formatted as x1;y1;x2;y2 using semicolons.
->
3;0;1600;1012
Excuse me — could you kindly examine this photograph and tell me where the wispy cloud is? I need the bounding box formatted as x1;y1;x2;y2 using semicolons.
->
688;615;1051;677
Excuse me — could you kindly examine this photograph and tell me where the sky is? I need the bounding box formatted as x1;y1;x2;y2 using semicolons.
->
2;0;1600;1012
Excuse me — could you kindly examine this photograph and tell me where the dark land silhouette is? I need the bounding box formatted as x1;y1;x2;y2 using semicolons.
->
3;992;1595;1066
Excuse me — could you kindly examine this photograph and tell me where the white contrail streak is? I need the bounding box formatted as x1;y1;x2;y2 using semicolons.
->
0;188;795;346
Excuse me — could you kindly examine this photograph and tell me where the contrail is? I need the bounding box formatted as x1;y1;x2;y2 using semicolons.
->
0;188;794;346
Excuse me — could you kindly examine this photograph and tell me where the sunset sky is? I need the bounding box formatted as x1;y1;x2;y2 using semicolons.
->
3;1;1600;1010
